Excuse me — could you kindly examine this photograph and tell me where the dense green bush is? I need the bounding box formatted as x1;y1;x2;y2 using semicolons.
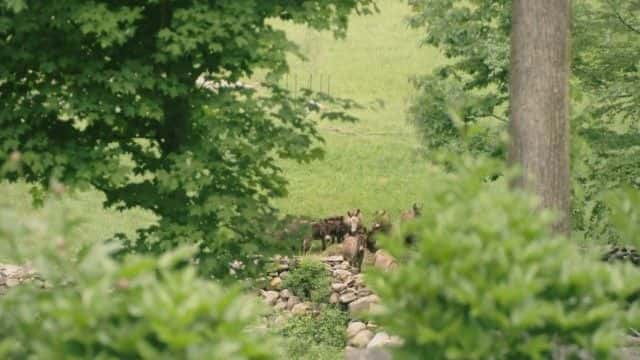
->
0;199;276;359
276;305;348;359
282;259;331;303
368;156;640;359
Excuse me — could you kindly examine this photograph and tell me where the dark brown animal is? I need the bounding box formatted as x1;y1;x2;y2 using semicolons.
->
311;221;333;251
367;210;391;252
308;210;363;251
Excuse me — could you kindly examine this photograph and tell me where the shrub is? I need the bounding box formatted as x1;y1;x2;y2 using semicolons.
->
0;199;276;359
282;259;331;303
368;156;640;359
276;305;348;359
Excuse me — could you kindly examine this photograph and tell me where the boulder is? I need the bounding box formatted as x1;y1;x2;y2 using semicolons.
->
331;282;346;292
340;291;358;304
367;332;394;348
324;255;344;263
346;321;367;339
345;347;392;360
262;290;280;306
270;277;283;290
280;289;292;300
333;269;352;281
349;295;380;315
373;250;396;271
349;329;374;348
274;299;288;311
291;303;309;315
329;292;340;304
279;271;289;280
287;295;300;310
357;288;373;297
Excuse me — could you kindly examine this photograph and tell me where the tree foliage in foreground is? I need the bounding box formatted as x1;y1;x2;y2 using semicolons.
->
368;155;640;359
0;0;375;275
0;197;275;359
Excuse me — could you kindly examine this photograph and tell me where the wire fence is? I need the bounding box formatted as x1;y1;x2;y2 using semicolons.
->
280;73;332;96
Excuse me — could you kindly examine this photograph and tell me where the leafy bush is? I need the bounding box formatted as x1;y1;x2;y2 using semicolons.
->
282;259;331;303
368;156;640;359
0;199;276;359
276;305;348;359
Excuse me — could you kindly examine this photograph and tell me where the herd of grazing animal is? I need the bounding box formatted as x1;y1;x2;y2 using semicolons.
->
302;204;422;272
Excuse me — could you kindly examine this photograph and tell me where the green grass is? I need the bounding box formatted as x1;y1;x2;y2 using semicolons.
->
1;0;442;242
272;0;444;221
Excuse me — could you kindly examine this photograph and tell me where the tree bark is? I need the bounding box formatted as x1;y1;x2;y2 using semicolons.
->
509;0;571;236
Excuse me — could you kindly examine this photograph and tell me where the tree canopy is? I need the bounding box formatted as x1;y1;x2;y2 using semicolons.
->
0;0;375;275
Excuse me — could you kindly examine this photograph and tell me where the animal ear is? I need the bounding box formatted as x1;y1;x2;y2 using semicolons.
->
347;211;352;217
356;209;361;215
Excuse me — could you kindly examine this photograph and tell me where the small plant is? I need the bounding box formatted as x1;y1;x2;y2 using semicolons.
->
276;305;348;359
282;259;331;303
368;156;640;359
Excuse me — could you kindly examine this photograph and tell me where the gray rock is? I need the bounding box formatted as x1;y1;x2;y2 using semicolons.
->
357;288;373;297
291;303;309;315
270;277;283;290
331;282;346;292
262;290;280;306
346;321;367;339
349;329;374;348
367;332;395;348
345;347;393;360
287;295;300;310
274;299;288;311
279;271;289;280
324;255;344;263
340;291;358;304
280;289;292;300
333;269;352;281
349;295;380;315
330;292;340;304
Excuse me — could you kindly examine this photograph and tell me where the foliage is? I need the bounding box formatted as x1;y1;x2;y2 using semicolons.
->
282;259;331;303
0;196;275;359
0;0;375;276
368;156;640;359
275;305;348;359
406;0;640;244
405;0;510;154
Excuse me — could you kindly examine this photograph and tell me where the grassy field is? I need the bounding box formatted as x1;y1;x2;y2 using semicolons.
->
271;0;444;222
1;0;442;242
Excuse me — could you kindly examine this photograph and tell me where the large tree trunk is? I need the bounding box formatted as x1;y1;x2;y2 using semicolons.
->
509;0;571;236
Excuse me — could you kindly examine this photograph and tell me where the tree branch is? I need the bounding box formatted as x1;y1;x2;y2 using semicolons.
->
607;0;640;35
